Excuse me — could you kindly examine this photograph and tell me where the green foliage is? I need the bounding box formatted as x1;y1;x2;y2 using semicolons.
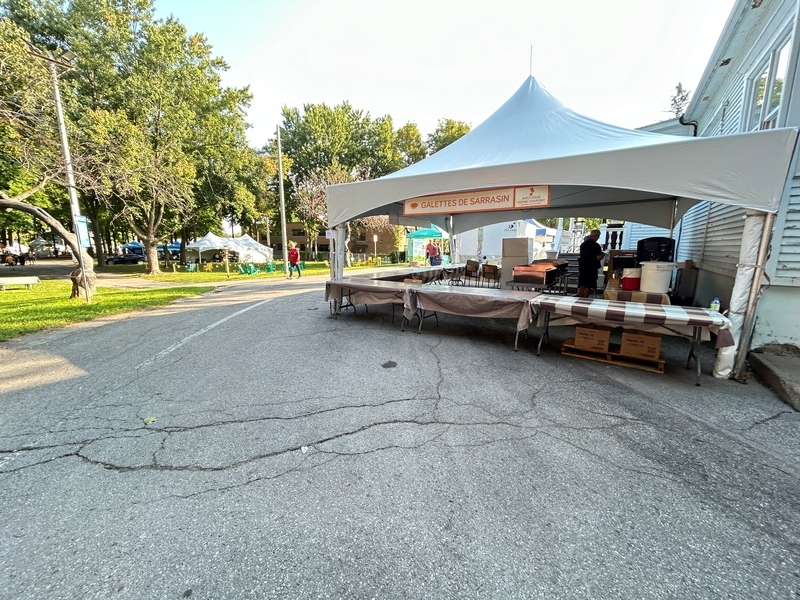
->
0;279;212;341
395;122;427;165
426;118;471;154
1;1;255;275
0;17;62;189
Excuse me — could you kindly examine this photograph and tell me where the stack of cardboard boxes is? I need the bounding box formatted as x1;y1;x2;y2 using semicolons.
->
570;325;663;365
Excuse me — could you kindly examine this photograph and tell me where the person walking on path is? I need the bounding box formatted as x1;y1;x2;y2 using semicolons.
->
288;242;301;279
577;229;605;298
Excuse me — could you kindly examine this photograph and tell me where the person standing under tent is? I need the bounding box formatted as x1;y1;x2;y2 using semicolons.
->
288;241;301;279
426;239;440;266
577;229;604;298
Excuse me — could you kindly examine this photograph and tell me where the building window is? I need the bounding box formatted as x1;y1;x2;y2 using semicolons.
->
747;36;791;131
358;232;366;242
292;229;306;236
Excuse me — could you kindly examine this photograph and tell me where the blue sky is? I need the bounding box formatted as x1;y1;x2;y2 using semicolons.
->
154;0;736;147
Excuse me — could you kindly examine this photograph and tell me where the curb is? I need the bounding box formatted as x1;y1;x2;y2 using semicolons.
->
748;352;800;411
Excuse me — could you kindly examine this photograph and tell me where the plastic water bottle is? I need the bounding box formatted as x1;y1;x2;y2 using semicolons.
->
710;297;721;312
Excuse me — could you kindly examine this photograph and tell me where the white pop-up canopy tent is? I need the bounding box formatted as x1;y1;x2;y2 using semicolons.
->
327;76;797;234
186;232;231;262
186;232;274;263
235;234;274;263
326;76;800;380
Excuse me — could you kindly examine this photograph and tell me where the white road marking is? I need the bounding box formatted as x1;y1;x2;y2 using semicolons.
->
136;298;273;369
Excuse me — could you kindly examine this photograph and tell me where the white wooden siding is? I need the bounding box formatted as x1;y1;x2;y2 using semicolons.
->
676;203;709;264
775;176;800;279
700;204;746;275
675;202;744;277
620;223;671;251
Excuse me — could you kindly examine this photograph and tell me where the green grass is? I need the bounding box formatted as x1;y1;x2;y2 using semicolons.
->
0;280;214;341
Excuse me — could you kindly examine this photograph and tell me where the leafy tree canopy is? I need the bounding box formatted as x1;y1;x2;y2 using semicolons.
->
426;118;471;154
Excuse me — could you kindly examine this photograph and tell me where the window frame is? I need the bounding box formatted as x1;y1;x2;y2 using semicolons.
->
743;31;793;131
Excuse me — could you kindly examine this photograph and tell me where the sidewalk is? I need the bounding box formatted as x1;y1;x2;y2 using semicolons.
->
749;349;800;411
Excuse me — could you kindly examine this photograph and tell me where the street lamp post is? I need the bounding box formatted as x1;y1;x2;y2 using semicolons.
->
373;234;378;262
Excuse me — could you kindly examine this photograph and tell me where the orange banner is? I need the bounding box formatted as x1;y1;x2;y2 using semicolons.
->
403;186;550;216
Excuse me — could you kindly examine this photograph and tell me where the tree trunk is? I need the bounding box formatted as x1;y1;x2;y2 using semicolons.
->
145;239;160;274
0;193;95;297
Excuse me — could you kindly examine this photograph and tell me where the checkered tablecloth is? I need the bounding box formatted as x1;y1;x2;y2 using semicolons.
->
602;289;671;305
532;295;734;347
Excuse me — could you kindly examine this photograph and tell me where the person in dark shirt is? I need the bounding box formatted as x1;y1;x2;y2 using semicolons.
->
578;229;605;298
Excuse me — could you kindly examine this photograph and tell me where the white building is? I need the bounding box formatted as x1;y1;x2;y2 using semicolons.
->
658;0;800;349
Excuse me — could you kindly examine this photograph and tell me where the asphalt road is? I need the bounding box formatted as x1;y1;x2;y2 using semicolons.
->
1;276;798;599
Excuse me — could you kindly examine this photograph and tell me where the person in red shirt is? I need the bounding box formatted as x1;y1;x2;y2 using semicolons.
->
288;242;301;278
426;240;440;266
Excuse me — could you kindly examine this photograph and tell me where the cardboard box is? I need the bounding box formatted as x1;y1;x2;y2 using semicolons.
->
574;325;612;353
620;330;662;361
677;260;694;269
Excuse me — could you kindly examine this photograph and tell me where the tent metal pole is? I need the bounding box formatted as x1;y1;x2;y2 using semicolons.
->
446;215;456;264
668;198;677;238
732;211;775;380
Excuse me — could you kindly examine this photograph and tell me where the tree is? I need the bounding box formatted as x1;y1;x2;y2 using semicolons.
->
3;1;254;275
669;82;691;118
75;16;253;273
395;122;427;166
295;161;352;259
426;118;471;154
279;101;412;261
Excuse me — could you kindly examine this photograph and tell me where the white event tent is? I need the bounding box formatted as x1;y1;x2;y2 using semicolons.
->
235;234;274;263
328;77;796;233
325;76;799;379
186;232;273;263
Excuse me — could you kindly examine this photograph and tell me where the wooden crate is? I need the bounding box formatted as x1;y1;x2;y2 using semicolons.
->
561;338;665;374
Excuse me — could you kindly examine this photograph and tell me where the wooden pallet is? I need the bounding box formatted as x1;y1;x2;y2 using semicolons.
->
561;338;665;374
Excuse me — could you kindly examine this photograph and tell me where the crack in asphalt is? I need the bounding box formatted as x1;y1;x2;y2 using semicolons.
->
0;406;642;475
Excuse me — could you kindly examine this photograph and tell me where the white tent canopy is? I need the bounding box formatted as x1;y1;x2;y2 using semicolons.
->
235;234;274;263
186;232;231;253
327;76;798;232
186;232;274;263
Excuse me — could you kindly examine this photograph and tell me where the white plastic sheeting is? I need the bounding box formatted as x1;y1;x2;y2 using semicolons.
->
327;77;798;231
713;211;765;378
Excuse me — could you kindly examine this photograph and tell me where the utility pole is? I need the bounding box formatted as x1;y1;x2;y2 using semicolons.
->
276;125;289;277
45;51;91;302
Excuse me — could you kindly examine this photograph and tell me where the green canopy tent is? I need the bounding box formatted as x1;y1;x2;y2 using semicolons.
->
406;227;445;239
405;226;449;263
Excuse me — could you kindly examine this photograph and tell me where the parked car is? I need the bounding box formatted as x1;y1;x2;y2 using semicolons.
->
105;253;144;265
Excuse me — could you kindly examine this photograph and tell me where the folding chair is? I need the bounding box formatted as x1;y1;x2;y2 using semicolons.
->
481;264;501;288
464;260;480;286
